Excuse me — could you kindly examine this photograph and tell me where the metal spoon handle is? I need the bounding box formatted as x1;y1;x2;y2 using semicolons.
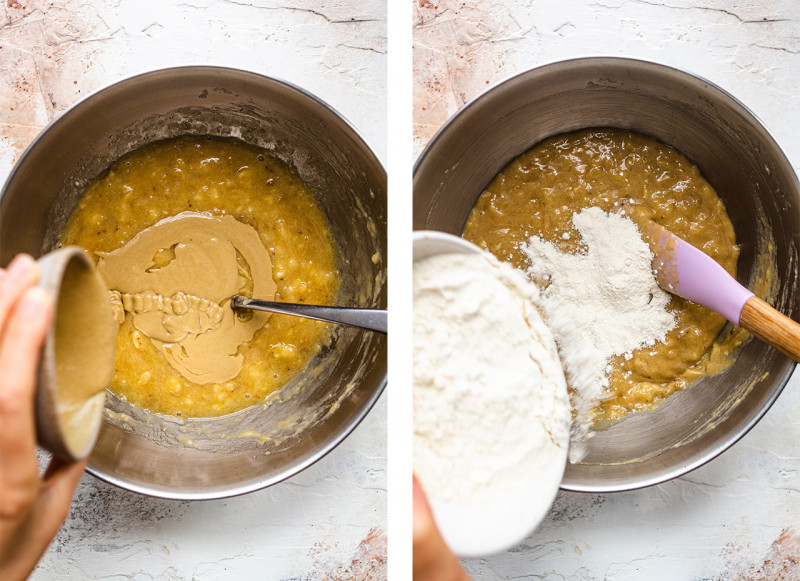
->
231;295;387;334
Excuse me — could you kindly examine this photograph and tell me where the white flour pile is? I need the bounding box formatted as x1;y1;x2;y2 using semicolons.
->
413;252;571;504
522;207;676;461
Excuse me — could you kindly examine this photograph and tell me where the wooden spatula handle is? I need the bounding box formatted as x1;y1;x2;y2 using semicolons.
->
739;296;800;363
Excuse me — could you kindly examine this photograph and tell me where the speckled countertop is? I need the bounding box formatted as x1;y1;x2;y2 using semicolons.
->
0;1;386;579
414;1;799;579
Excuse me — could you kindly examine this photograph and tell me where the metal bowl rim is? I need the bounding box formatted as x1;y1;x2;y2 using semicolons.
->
3;65;387;500
86;377;387;500
2;64;387;209
414;55;794;179
412;55;799;493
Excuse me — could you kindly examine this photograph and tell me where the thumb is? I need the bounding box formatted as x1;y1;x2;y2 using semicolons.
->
412;476;470;581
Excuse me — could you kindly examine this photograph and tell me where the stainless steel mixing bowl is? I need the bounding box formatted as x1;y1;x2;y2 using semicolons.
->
414;57;800;492
0;66;387;499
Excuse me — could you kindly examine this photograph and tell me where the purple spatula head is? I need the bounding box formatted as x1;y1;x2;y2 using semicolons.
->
643;221;753;326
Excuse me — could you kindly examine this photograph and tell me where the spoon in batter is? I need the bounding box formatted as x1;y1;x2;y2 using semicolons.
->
231;295;387;334
640;218;800;362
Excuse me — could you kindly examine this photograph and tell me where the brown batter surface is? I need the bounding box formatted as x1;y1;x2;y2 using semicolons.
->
61;136;339;418
464;129;746;424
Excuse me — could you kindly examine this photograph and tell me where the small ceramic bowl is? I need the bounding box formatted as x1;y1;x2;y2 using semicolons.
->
413;230;567;557
35;247;116;461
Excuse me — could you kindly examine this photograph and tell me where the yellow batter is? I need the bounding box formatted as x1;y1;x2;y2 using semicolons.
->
61;136;339;418
464;128;746;424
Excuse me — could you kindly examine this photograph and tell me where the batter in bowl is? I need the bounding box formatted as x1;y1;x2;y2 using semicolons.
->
61;136;339;418
464;129;746;427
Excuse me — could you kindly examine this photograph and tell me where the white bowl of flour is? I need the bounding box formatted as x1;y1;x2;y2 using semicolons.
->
413;231;571;557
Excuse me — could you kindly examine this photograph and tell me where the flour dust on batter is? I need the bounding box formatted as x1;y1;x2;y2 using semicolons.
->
61;136;339;418
464;128;746;427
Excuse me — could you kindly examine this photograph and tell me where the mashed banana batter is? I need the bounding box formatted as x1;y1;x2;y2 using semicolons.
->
464;129;744;425
61;136;339;418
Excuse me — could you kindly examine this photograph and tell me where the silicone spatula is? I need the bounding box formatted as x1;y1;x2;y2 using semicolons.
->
640;219;800;362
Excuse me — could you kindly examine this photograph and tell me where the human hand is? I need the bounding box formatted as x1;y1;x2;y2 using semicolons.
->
0;254;87;581
413;475;471;581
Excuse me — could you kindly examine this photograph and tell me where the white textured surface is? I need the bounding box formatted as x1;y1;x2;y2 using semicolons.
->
0;1;387;579
4;0;800;577
37;398;387;580
414;1;800;578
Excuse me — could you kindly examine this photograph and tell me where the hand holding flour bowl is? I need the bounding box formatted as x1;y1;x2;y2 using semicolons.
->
414;57;800;499
413;231;570;557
